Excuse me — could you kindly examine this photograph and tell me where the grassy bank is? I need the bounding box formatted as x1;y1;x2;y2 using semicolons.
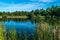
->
0;16;28;19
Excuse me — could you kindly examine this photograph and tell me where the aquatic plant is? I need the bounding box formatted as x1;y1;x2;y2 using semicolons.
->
7;28;17;40
0;24;6;40
24;31;28;40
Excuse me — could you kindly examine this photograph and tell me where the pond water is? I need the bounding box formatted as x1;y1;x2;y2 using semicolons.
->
1;20;36;34
0;20;36;40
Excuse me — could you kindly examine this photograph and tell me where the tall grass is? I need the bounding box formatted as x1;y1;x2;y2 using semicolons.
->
7;28;17;40
0;20;60;40
36;20;60;40
0;24;6;40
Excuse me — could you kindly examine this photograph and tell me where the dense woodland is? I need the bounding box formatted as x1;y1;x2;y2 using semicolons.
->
0;6;60;22
0;5;60;40
0;6;60;18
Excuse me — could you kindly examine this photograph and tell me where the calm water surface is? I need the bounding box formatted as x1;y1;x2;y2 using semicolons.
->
2;20;36;33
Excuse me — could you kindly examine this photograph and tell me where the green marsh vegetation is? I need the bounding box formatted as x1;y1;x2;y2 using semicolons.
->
35;6;60;40
0;24;6;40
0;6;60;40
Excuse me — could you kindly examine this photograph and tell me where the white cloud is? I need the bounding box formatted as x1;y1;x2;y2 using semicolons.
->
0;2;44;12
41;0;57;2
31;0;57;2
0;0;58;12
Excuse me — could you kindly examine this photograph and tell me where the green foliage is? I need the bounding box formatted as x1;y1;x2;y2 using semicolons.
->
0;5;60;40
8;28;17;40
24;31;28;40
0;24;6;40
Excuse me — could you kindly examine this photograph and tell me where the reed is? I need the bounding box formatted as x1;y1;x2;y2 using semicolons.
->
0;24;6;40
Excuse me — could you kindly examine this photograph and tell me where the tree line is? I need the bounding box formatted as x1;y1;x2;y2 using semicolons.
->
0;6;60;18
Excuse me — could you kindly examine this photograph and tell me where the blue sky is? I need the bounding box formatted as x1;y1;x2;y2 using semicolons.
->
0;0;60;12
